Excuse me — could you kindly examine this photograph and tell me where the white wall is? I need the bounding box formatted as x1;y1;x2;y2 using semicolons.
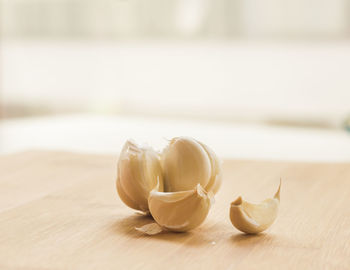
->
2;0;349;38
3;41;350;125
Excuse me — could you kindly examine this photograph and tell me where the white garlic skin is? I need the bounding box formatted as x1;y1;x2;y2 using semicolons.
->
148;184;212;232
116;140;164;213
162;137;222;194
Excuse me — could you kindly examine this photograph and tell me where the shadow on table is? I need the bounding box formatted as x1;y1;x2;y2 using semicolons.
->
230;233;275;246
112;214;280;247
111;213;214;247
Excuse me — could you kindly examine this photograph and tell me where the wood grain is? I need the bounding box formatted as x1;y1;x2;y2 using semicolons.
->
0;151;349;269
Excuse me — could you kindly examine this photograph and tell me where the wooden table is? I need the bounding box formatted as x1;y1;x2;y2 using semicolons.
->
0;151;349;269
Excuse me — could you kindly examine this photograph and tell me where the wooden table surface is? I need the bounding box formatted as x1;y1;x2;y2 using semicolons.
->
0;151;349;269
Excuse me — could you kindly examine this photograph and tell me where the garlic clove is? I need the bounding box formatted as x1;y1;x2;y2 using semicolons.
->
161;137;212;192
196;140;222;194
116;176;140;211
148;184;213;232
230;181;281;234
116;140;164;213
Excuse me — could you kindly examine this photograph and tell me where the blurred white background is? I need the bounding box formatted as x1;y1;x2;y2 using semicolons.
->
1;0;350;160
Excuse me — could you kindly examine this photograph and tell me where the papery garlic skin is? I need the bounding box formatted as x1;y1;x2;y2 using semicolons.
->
148;184;213;232
135;222;163;235
117;140;164;213
162;137;221;193
230;182;281;234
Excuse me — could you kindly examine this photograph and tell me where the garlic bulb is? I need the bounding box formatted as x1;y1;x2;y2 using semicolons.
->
116;137;221;233
116;140;164;213
162;137;221;193
148;184;213;232
230;181;281;234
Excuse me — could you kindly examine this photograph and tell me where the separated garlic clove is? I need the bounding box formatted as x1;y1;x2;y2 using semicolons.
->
116;140;164;213
148;184;213;232
162;137;222;193
230;181;281;234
